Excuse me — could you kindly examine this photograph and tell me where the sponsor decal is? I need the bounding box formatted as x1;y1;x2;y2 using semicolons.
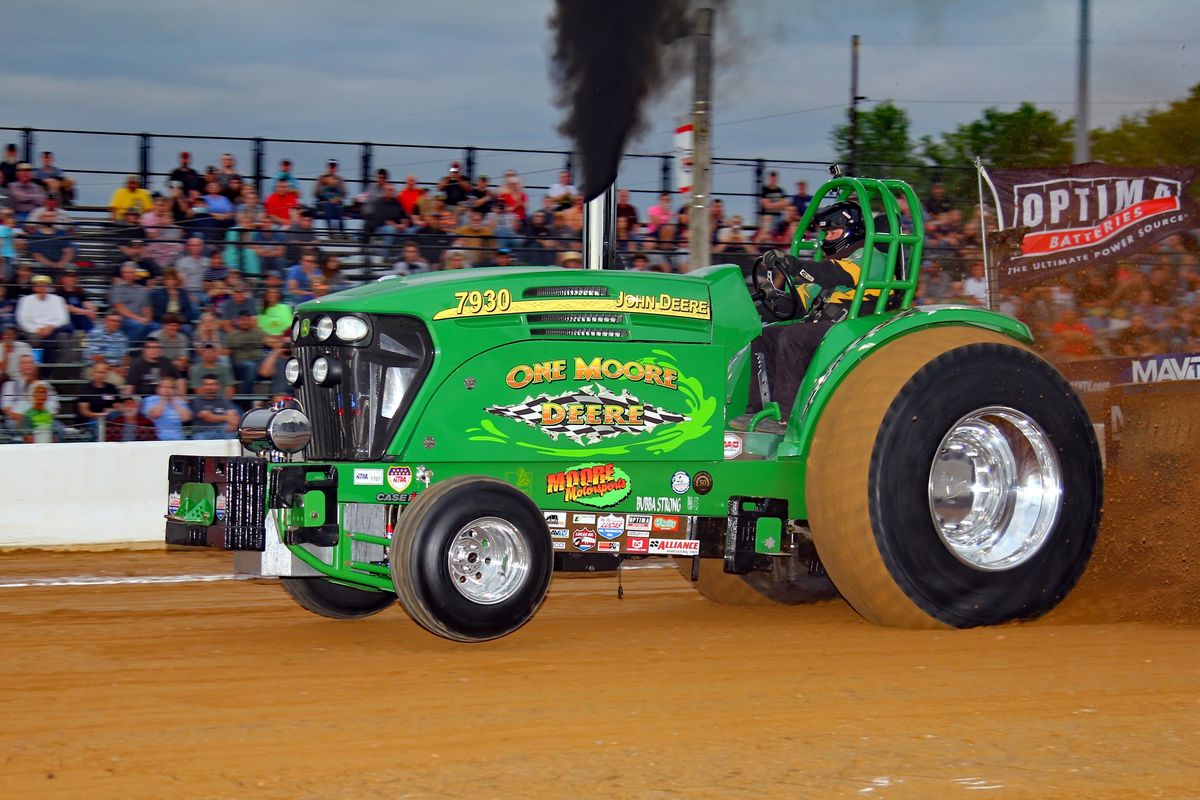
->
723;431;743;459
550;528;570;538
670;470;690;495
435;293;710;322
572;513;596;524
573;528;597;552
545;464;632;508
693;471;713;495
652;515;681;533
489;384;689;447
635;495;682;513
597;513;625;540
648;538;699;556
543;511;566;527
597;541;621;552
386;466;413;493
375;492;411;502
626;537;649;554
626;514;652;531
626;530;650;539
1131;353;1200;384
166;491;181;517
552;541;566;550
353;468;384;486
215;493;227;522
300;318;311;337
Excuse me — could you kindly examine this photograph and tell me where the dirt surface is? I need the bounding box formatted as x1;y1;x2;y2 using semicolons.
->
1;547;1197;800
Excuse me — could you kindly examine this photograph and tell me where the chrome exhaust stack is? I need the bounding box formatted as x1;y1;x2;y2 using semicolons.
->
582;182;618;270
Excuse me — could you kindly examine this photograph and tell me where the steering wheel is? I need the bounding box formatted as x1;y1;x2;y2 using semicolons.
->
751;250;800;320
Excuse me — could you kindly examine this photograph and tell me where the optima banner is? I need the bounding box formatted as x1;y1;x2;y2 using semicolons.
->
987;163;1196;288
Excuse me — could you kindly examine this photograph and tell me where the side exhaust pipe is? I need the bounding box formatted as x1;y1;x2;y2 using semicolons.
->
582;182;618;270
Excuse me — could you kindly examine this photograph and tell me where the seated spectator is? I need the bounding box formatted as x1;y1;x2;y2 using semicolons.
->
545;169;578;211
791;180;813;217
285;250;320;303
0;286;15;333
141;195;184;267
645;192;673;237
275;159;299;191
263;180;299;225
85;313;131;367
469;175;498;215
615;188;639;234
320;254;349;292
201;180;235;238
284;208;319;266
1;354;60;429
150;269;197;326
455;210;494;266
442;249;469;270
119;238;160;284
1;324;33;382
398;175;425;219
414;213;454;265
15;275;71;362
22;381;59;443
558;251;583;269
0;143;17;185
187;342;236;397
202;249;229;289
361;183;406;261
141;378;191;441
252;216;288;276
1048;308;1097;359
9;163;48;221
560;195;584;234
34;151;75;205
104;392;157;442
58;270;97;336
75;362;121;441
149;314;192;369
224;211;262;276
25;218;75;277
220;281;260;332
227;313;265;394
437;162;472;209
191;310;226;354
258;287;292;336
26;195;74;229
494;247;516;268
108;175;153;221
174;236;209;293
168;151;204;196
128;339;182;397
0;208;20;281
314;160;348;236
190;374;240;439
392;241;430;275
222;175;248;204
110;262;156;342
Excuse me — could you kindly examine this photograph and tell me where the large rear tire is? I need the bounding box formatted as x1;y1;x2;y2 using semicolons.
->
806;326;1102;629
280;577;397;620
391;476;553;642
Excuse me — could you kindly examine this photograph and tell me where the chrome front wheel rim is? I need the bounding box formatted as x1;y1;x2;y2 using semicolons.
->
446;517;530;604
928;406;1063;571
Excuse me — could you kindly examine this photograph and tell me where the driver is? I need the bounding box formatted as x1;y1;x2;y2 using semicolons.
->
753;200;871;419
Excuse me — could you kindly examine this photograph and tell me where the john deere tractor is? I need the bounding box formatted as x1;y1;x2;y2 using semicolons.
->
166;175;1102;641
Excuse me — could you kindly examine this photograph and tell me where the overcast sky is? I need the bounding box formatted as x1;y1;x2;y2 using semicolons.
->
4;0;1198;208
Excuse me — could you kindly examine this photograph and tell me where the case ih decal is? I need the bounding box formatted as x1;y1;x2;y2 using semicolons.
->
545;462;632;508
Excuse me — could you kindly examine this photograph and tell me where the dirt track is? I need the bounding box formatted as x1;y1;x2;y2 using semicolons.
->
1;545;1197;800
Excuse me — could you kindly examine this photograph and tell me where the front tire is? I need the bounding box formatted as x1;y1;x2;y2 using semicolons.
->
391;476;553;642
806;326;1102;628
280;577;397;620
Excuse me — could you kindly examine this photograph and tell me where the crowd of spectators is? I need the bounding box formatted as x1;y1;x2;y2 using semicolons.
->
0;144;1197;444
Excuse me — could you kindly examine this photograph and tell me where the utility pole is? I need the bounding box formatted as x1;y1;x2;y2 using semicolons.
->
1074;0;1091;163
689;4;713;273
848;35;863;175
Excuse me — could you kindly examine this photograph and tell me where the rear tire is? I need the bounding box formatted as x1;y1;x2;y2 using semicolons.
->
806;326;1102;628
280;577;396;620
391;476;553;642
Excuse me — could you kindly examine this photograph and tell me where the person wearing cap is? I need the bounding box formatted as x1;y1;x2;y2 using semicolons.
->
168;151;204;195
558;251;584;269
313;159;348;236
118;237;160;284
108;175;153;221
437;162;471;208
109;262;156;343
8;163;47;221
58;270;97;335
104;392;158;442
15;275;71;362
493;248;515;268
26;194;74;229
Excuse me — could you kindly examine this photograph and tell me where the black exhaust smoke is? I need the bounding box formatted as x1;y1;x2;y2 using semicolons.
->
548;0;695;201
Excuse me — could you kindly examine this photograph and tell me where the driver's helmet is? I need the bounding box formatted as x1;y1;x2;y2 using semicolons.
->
814;201;867;258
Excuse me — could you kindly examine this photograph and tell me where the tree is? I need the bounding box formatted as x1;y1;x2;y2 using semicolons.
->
1092;83;1200;172
830;101;919;181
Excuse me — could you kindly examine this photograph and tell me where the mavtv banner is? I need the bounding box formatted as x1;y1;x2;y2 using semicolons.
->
987;163;1196;288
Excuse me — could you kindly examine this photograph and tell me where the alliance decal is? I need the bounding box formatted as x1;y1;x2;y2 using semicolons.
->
648;538;699;556
546;463;632;508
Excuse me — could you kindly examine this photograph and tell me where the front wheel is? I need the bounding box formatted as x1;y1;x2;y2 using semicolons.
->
391;476;553;642
806;326;1102;629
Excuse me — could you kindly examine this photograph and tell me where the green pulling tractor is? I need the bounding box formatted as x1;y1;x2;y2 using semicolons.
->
166;176;1102;641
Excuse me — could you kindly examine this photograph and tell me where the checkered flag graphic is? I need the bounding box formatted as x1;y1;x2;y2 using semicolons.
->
487;384;690;445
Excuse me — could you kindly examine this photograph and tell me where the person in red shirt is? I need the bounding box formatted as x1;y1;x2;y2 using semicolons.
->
398;175;425;218
1049;307;1096;359
263;180;299;224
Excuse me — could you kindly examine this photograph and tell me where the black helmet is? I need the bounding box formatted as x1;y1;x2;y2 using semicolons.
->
814;201;866;258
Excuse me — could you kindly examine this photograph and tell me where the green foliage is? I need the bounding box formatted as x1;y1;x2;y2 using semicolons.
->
831;101;920;183
1092;83;1200;170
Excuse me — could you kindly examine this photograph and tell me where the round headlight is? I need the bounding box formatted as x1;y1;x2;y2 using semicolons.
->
284;358;302;386
335;316;370;343
311;357;330;384
315;316;334;342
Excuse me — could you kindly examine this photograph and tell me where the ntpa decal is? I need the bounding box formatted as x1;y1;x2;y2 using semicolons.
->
545;462;632;508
